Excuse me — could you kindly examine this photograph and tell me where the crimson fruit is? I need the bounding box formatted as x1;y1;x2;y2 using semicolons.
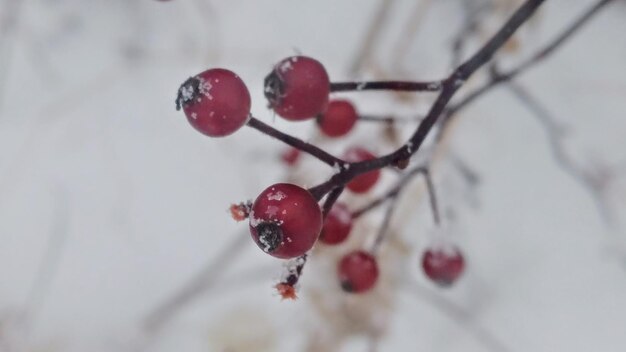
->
343;147;381;193
281;147;301;166
264;56;330;121
317;99;358;137
338;250;379;293
249;183;322;259
319;202;353;245
176;68;251;137
422;245;465;287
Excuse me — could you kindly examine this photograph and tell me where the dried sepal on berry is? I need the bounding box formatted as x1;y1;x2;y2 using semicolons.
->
229;201;252;222
274;255;308;300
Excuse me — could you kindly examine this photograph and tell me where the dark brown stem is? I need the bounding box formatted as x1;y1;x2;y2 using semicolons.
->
330;80;442;92
246;116;343;167
440;0;615;137
321;187;344;215
310;0;546;199
358;114;424;124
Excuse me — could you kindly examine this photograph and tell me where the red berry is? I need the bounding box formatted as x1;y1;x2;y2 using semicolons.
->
317;99;358;137
176;68;251;137
319;202;353;245
249;183;322;259
422;245;465;287
264;56;330;121
343;147;381;193
338;250;379;293
281;147;301;166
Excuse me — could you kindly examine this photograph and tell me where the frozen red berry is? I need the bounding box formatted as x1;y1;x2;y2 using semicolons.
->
319;202;353;245
264;56;330;121
422;245;465;287
249;183;322;259
176;68;251;137
344;147;381;194
317;99;358;137
281;147;301;166
338;250;379;293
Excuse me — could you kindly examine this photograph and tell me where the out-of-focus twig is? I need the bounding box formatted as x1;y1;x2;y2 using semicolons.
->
404;280;512;352
348;0;396;77
506;82;616;223
143;230;249;333
0;0;25;117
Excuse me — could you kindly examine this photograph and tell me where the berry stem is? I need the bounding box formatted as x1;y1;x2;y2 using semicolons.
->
358;114;424;124
422;168;441;226
352;166;428;219
371;193;401;253
321;187;344;216
330;80;442;92
246;116;343;167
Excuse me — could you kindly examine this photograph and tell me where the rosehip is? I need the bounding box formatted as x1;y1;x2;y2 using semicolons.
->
422;245;465;287
319;202;353;245
264;56;330;121
176;68;251;137
249;183;322;259
338;250;379;293
281;147;301;166
317;99;358;137
343;147;381;194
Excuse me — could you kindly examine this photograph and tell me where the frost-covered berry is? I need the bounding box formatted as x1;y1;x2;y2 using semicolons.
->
249;183;322;259
176;68;251;137
319;202;353;245
338;250;379;293
317;99;358;137
264;56;330;121
422;245;465;287
344;147;381;194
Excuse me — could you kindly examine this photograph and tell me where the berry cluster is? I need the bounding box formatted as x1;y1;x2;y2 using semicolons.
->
176;55;465;298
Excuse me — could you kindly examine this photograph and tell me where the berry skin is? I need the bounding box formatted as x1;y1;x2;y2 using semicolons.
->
249;183;323;259
319;202;353;245
338;250;379;293
422;246;465;287
176;68;251;137
343;147;381;194
281;147;301;166
317;99;358;137
264;56;330;121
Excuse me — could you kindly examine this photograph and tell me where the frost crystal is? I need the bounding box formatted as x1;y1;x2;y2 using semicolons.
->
428;82;441;90
280;60;293;72
266;191;287;201
265;205;280;217
249;210;260;227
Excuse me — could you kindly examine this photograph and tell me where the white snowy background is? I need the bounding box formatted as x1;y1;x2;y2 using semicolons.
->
1;0;625;351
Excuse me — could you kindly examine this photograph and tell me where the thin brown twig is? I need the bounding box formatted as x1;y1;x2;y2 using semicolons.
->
247;116;344;168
